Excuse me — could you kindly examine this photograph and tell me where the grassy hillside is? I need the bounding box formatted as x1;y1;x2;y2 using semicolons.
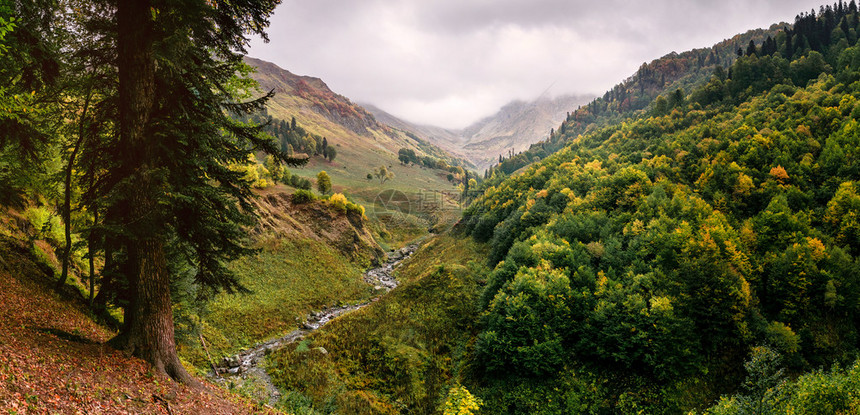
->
245;57;471;241
246;58;465;188
176;193;385;369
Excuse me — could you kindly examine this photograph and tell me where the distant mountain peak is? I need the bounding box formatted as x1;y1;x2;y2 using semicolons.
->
363;94;593;170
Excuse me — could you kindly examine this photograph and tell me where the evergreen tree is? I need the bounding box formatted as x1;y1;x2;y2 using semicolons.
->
101;0;304;384
669;88;685;108
0;0;63;206
746;39;758;56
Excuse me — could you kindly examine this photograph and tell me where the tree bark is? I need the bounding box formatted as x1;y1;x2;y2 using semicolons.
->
114;0;197;386
122;232;196;385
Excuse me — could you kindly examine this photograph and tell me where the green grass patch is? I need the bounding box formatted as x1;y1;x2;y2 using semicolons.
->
178;236;374;367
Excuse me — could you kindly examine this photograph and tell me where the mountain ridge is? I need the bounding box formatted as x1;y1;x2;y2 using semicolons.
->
245;56;383;136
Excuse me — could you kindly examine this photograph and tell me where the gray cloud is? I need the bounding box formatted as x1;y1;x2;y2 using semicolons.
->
249;0;827;128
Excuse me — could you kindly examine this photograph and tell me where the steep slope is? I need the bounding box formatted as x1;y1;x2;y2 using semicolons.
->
0;232;276;414
489;24;786;176
244;57;469;235
245;57;467;175
251;190;384;265
178;192;386;369
460;5;860;412
247;57;382;137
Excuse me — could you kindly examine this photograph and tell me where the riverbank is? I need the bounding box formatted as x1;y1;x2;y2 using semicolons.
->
210;244;420;407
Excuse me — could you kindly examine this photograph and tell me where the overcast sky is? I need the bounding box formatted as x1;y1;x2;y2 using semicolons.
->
248;0;828;129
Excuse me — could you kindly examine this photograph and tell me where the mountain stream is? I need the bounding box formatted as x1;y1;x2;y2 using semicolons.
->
209;244;419;407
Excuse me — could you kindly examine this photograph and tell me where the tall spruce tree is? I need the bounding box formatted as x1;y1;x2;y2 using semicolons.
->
106;0;304;383
0;0;64;206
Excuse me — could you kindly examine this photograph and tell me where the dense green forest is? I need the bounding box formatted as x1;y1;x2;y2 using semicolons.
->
458;3;860;413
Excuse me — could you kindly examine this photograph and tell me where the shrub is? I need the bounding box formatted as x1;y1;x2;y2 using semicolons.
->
328;193;348;212
441;385;482;415
346;202;365;218
326;193;366;218
289;175;312;190
280;168;292;183
293;189;316;204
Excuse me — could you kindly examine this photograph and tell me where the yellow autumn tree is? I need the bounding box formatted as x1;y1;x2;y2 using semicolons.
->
441;385;482;415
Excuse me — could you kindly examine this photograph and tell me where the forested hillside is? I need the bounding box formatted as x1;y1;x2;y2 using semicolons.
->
459;3;860;413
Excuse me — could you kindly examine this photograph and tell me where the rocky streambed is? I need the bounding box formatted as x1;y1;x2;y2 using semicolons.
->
210;244;419;406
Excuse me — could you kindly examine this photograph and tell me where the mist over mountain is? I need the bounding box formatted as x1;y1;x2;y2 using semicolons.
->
360;102;466;159
458;94;593;168
365;94;593;170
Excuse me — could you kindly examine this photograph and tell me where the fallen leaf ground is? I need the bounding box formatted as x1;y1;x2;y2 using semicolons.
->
0;236;280;414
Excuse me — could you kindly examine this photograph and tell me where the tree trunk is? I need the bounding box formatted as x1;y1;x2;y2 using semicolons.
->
122;232;197;385
88;206;97;307
93;230;115;315
57;85;92;290
114;0;197;386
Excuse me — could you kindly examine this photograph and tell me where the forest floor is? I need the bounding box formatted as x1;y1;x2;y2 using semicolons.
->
0;235;280;414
